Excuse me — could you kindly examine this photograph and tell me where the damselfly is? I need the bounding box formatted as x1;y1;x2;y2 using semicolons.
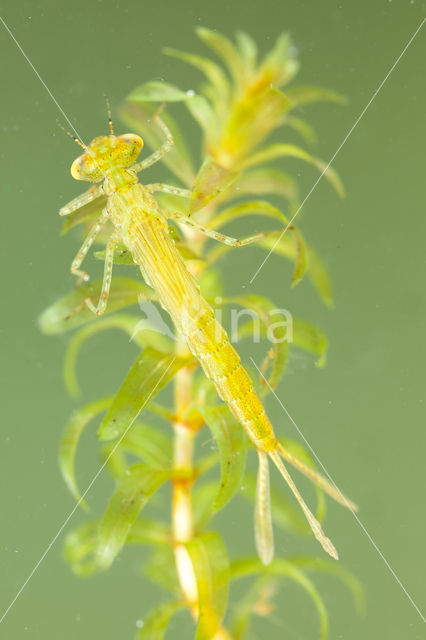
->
59;106;355;564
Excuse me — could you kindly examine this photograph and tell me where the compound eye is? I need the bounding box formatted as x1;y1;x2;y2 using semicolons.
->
71;153;103;182
115;134;143;166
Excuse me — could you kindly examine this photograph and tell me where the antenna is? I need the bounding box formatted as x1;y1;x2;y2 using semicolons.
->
104;94;114;135
56;120;86;149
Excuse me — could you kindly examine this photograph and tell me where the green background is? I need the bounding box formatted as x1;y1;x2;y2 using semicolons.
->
0;0;425;638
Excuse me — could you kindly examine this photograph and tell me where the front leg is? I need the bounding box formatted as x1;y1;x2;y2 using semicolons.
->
59;184;104;217
132;112;174;173
70;209;109;284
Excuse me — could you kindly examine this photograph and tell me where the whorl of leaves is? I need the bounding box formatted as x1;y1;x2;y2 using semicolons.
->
41;29;360;640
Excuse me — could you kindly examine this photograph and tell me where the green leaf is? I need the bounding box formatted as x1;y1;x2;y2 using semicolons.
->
146;402;176;424
162;48;229;131
305;245;334;307
61;194;107;234
127;517;170;546
63;314;173;398
223;295;290;393
101;440;128;479
211;200;289;230
163;47;230;102
190;155;239;213
292;317;328;367
144;545;181;595
231;556;328;640
206;217;308;287
241;143;345;197
104;423;173;471
64;520;100;576
230;574;277;640
289;555;365;614
259;33;299;87
94;244;136;265
196;27;246;88
97;463;170;569
121;101;194;186
98;347;190;441
197;452;220;477
59;396;112;508
125;424;173;469
184;94;216;136
232;168;299;205
256;236;333;306
192;480;220;530
135;600;187;640
199;404;247;511
184;532;230;640
221;88;292;164
284;115;318;145
38;277;154;335
290;226;308;285
286;85;347;107
235;30;257;71
198;267;224;301
127;81;192;103
192;370;219;408
64;517;169;577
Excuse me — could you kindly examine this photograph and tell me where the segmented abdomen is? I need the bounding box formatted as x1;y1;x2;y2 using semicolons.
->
121;188;277;452
182;306;277;453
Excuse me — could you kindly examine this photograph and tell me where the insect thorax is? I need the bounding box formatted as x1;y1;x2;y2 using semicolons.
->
103;167;138;195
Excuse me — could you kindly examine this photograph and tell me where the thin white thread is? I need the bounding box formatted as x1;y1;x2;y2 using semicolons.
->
0;16;162;178
0;16;86;145
249;17;425;284
250;357;426;623
0;358;176;625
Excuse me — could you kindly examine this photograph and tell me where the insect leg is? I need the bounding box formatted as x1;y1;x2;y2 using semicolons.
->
146;183;191;199
59;184;104;216
70;209;109;284
166;210;283;247
132;113;174;173
82;236;116;316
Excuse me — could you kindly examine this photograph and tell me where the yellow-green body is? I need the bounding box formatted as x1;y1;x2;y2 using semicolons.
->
63;121;354;563
111;183;277;453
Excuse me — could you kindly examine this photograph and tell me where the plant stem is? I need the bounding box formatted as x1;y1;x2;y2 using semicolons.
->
172;344;198;604
171;338;232;638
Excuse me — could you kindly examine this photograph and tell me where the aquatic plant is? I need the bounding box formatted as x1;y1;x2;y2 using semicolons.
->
40;28;361;640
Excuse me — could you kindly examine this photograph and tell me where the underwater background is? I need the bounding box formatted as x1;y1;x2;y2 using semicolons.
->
0;1;425;638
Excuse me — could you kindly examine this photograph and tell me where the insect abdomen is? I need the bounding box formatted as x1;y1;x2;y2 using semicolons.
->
126;202;277;453
183;306;277;452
